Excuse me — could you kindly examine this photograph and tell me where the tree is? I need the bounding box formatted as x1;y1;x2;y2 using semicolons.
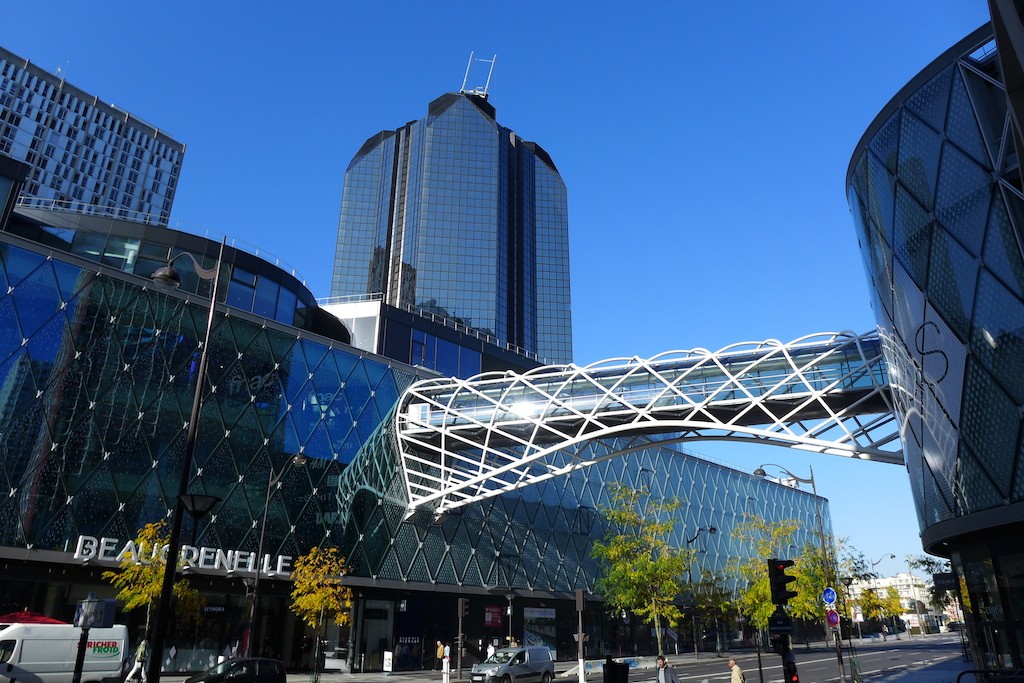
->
101;520;205;636
591;482;693;656
691;569;736;655
906;554;957;612
881;586;902;624
290;546;353;678
728;513;799;629
857;588;882;620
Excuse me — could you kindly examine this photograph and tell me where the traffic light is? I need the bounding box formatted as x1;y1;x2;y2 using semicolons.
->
767;558;798;606
783;660;799;682
458;597;469;617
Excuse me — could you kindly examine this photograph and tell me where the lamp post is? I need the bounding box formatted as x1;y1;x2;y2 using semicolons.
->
754;463;845;683
685;526;717;659
146;239;225;683
505;593;514;646
870;553;895;638
247;453;307;657
840;576;861;683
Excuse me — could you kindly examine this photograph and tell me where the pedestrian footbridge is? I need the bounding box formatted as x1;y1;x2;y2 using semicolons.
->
395;331;900;516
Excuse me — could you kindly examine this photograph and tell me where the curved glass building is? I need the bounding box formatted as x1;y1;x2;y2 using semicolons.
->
847;14;1024;669
0;157;825;670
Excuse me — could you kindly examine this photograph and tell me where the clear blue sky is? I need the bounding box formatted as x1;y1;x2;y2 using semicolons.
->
3;1;992;580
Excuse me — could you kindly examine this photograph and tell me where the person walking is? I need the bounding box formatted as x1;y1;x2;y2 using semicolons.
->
434;641;444;671
728;658;746;683
882;624;889;641
656;656;679;683
126;639;148;682
486;642;496;659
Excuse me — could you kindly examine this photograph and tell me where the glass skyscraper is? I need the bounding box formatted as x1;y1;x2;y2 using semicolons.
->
330;92;572;365
0;46;185;225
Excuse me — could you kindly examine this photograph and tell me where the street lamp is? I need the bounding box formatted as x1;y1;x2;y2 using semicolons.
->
247;453;307;657
147;239;225;683
506;593;514;646
685;526;717;659
870;553;896;638
754;463;845;683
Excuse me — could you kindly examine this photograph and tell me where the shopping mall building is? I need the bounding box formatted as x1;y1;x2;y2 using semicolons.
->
846;5;1024;670
0;158;825;671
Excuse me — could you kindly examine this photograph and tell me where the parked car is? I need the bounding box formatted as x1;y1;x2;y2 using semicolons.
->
470;647;554;683
946;621;964;632
184;658;286;683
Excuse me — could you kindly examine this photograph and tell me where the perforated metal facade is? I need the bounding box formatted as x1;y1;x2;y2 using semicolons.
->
847;20;1024;669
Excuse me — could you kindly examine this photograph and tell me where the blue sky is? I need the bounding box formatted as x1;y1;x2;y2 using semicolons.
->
2;1;993;580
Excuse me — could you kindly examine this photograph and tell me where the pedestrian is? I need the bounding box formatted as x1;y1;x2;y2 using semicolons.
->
443;641;451;668
435;640;444;671
487;642;496;659
655;656;679;683
882;624;889;641
728;658;745;683
126;638;148;682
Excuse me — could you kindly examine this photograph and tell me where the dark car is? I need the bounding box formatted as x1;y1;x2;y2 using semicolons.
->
184;658;286;683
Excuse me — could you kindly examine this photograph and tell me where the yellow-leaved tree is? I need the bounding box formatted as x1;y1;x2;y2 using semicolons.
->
728;513;799;630
290;546;353;678
591;483;694;656
101;520;205;636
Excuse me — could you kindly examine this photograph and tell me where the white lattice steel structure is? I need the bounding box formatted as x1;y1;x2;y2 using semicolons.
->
395;331;901;516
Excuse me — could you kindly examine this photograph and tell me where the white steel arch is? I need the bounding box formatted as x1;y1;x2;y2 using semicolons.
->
395;331;900;516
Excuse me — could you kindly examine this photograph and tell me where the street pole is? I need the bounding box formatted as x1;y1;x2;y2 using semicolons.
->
576;589;585;683
755;464;845;683
147;239;225;683
247;454;306;657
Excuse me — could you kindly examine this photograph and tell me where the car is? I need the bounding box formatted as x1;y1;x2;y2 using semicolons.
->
947;621;964;632
470;647;554;683
183;658;287;683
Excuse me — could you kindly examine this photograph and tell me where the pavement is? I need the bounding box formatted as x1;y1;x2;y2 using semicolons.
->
160;633;979;683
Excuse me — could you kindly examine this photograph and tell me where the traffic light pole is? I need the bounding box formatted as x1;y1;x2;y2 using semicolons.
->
457;598;466;680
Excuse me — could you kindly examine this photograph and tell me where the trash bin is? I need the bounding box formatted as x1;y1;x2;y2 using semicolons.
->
603;657;628;683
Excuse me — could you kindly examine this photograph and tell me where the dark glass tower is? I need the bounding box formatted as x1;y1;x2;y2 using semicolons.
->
330;92;573;365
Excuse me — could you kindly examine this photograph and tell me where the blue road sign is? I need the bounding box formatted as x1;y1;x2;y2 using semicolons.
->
822;587;837;604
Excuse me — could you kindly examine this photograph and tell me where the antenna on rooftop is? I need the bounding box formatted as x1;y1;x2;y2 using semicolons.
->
460;52;497;98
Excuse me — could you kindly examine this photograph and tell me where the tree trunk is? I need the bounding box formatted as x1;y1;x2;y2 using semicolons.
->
653;600;663;656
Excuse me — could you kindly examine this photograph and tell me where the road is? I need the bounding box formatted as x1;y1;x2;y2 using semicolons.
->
592;633;971;683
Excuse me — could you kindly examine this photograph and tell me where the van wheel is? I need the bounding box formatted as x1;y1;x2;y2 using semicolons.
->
502;675;512;683
542;673;552;683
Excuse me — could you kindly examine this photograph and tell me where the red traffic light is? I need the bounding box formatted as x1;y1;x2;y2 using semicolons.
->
767;558;798;606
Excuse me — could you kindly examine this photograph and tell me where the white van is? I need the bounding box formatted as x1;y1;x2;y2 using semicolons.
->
0;623;127;683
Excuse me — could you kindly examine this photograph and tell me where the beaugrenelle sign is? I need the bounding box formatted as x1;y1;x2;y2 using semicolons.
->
74;535;293;576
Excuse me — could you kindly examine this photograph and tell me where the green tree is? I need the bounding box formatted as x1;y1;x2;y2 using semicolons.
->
691;569;735;655
290;546;353;678
881;586;902;624
728;513;799;629
906;554;956;612
591;483;692;656
101;521;205;636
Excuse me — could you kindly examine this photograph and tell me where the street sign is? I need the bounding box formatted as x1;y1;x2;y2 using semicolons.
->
826;610;840;627
933;572;957;591
768;614;793;635
822;587;837;604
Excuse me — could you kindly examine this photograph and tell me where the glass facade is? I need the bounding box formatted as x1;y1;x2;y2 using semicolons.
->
331;93;573;365
847;22;1024;669
0;46;184;225
0;198;824;668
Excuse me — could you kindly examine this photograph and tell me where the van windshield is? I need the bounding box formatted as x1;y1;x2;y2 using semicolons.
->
486;651;517;664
